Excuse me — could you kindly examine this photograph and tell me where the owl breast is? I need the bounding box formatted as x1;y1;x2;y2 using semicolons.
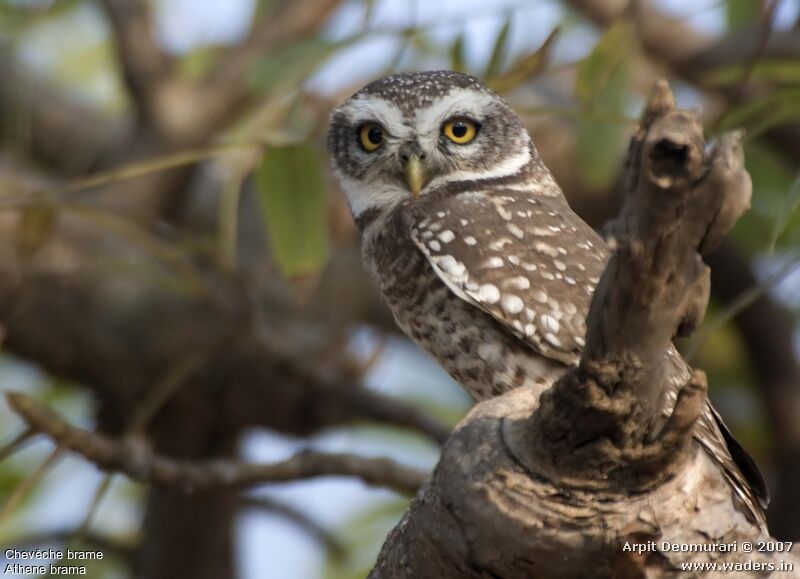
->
363;219;563;401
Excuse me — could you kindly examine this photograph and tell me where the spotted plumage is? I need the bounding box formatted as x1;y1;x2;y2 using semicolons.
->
328;71;769;528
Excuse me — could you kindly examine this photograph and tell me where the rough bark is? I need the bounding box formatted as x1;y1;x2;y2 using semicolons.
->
369;82;799;578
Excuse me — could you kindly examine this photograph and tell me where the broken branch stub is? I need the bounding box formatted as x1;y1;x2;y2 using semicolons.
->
530;80;752;489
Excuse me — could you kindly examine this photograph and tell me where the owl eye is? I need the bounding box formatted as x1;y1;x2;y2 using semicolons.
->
358;123;384;152
442;118;478;144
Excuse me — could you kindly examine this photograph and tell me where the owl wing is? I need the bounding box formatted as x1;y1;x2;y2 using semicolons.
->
410;189;607;366
409;188;769;525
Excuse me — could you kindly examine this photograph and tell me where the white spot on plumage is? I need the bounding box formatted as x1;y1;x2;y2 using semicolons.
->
436;212;446;218
545;333;562;347
483;256;504;269
464;236;477;246
478;343;499;361
533;289;548;303
501;294;524;315
460;219;468;226
541;271;555;280
529;226;555;236
504;276;530;290
495;205;512;221
421;231;434;240
506;223;524;239
478;283;500;304
522;262;537;271
429;240;441;251
507;255;520;266
525;324;536;336
575;336;586;347
554;260;567;271
437;255;466;279
541;314;560;333
534;242;559;257
438;230;455;243
489;238;512;251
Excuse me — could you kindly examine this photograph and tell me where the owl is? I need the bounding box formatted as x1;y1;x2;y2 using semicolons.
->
327;71;768;527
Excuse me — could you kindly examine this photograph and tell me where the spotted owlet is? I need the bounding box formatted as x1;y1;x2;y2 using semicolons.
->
328;71;768;526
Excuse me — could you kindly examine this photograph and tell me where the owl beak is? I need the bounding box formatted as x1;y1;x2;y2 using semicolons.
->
404;155;426;198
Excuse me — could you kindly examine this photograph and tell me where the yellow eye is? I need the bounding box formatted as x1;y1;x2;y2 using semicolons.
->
442;118;478;144
358;123;384;152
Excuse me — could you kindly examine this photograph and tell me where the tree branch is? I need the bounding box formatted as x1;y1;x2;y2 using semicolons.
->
97;0;172;123
531;81;749;484
5;391;427;495
240;495;344;555
166;0;344;143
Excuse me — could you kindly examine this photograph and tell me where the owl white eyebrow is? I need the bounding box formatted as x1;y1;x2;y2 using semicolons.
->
415;90;496;135
343;97;410;139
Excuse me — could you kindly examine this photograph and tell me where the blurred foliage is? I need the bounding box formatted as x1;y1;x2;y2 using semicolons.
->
725;0;760;29
256;143;329;278
484;16;511;80
735;142;800;251
323;497;409;579
575;21;633;191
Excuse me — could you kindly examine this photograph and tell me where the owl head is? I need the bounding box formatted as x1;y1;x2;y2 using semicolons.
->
328;71;534;222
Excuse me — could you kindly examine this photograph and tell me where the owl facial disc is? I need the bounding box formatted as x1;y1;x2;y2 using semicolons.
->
328;71;533;219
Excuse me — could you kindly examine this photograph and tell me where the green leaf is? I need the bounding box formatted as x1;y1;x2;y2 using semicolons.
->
256;143;329;278
731;141;797;251
489;27;559;93
362;0;377;27
726;0;759;29
249;37;340;94
450;31;467;73
16;203;57;257
575;22;633;190
484;16;511;79
718;87;800;128
768;173;800;252
575;20;633;106
705;59;800;87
